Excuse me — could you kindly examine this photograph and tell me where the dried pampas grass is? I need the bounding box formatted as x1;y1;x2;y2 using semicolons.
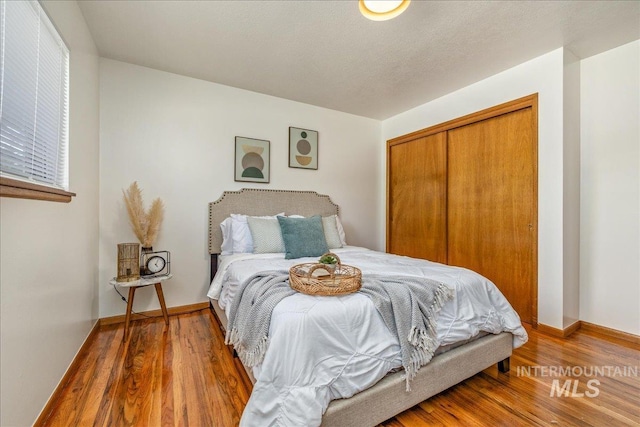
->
145;198;164;248
123;182;147;244
123;182;165;248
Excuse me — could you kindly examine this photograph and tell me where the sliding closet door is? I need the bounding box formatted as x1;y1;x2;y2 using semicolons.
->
447;108;536;324
387;132;447;263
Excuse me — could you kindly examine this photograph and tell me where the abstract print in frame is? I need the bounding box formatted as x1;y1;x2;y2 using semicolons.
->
289;127;318;170
235;137;270;183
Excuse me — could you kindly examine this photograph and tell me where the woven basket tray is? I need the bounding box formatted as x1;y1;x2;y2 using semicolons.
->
289;253;362;296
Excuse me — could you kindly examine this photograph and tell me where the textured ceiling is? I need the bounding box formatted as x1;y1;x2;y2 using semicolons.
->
77;0;640;120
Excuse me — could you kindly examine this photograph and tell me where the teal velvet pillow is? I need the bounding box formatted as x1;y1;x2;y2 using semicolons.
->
277;215;329;259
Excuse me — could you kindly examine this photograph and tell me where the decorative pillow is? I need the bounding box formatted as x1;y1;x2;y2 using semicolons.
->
287;214;344;249
334;215;347;246
247;217;285;253
278;215;329;259
321;215;343;249
231;213;284;253
220;217;234;255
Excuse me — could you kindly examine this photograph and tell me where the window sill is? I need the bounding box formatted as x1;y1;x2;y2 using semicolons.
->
0;177;76;203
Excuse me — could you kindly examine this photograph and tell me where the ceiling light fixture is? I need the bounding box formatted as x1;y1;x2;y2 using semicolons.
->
359;0;411;21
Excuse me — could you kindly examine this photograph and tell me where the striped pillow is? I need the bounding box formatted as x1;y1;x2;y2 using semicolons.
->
247;217;285;253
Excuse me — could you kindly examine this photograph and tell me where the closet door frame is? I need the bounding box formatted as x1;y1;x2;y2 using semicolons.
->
386;93;538;326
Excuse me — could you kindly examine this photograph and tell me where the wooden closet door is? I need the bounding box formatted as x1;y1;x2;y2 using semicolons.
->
447;108;536;324
387;132;447;263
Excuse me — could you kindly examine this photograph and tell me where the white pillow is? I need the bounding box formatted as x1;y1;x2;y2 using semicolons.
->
334;215;347;246
231;213;284;253
247;216;285;253
220;217;234;255
321;216;343;249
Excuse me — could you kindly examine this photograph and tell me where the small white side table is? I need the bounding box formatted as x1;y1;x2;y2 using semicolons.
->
110;274;173;341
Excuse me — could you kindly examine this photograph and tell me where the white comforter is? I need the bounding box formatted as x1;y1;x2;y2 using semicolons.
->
207;246;527;426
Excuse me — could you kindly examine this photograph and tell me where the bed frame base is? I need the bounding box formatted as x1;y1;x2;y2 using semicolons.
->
498;356;510;373
209;300;511;427
322;332;511;427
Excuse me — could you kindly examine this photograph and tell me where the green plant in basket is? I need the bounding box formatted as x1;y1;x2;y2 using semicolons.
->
319;254;338;265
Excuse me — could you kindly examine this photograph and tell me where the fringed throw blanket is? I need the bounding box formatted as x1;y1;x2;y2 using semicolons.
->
358;274;454;390
225;270;294;368
225;270;454;390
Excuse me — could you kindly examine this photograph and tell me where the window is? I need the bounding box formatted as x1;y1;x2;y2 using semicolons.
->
0;0;74;202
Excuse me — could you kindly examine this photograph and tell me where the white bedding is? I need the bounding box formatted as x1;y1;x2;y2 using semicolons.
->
207;246;528;426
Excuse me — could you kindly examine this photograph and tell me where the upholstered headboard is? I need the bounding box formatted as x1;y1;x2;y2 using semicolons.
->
208;188;339;255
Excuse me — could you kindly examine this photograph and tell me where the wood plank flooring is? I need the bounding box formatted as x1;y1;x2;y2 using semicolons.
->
39;308;639;426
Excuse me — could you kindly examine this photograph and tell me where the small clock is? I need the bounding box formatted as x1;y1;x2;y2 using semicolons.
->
147;255;166;274
141;250;170;277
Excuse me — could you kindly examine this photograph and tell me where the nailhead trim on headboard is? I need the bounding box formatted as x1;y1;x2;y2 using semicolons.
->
208;188;340;254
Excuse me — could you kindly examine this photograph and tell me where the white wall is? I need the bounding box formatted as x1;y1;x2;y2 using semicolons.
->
99;59;381;317
381;48;570;329
580;40;640;335
0;1;100;426
562;49;581;329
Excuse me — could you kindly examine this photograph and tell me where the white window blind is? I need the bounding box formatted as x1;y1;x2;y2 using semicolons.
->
0;0;70;190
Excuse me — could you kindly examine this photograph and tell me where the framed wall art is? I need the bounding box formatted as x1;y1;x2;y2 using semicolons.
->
289;127;318;170
235;136;270;183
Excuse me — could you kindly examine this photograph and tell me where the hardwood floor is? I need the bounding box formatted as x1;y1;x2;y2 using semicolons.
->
39;309;639;426
40;309;249;427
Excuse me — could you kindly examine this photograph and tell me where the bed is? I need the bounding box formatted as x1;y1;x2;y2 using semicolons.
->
207;188;528;427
